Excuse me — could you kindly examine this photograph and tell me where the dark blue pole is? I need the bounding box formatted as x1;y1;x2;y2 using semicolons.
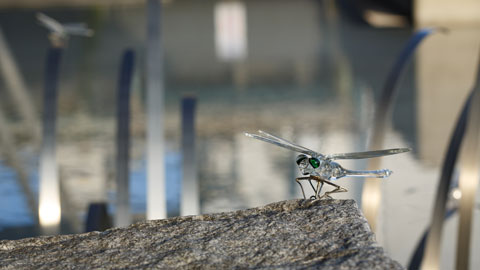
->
181;96;198;216
42;47;61;157
115;49;135;227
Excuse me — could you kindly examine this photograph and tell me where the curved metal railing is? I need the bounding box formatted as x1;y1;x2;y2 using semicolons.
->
418;49;480;270
361;28;442;231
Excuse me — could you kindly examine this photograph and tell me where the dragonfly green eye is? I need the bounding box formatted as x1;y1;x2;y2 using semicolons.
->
309;157;320;168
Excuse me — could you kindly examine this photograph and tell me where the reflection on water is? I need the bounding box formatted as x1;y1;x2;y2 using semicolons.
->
0;160;34;228
0;1;479;269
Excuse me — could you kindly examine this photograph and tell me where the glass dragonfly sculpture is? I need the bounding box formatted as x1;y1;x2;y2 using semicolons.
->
245;130;410;200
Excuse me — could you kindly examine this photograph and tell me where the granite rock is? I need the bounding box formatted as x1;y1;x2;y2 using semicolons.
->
0;199;404;269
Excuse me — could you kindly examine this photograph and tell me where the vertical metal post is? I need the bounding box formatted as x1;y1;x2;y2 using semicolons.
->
146;0;167;220
38;47;62;234
36;12;93;235
115;49;135;227
181;96;199;216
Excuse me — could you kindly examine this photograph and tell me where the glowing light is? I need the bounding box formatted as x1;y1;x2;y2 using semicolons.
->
363;10;408;28
39;201;61;227
452;188;462;200
214;1;247;61
361;179;382;231
38;149;61;231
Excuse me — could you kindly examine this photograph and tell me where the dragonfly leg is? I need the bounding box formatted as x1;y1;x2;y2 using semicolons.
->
295;177;307;199
309;175;348;199
308;180;318;200
321;186;348;199
308;179;317;195
315;181;324;199
296;176;328;200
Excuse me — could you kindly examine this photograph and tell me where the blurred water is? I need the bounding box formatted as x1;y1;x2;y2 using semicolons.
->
107;152;181;217
0;161;34;229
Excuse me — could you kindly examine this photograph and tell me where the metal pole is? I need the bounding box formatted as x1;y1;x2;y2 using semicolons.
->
146;0;167;220
181;96;199;216
0;27;39;142
36;12;93;234
38;47;62;234
115;49;135;227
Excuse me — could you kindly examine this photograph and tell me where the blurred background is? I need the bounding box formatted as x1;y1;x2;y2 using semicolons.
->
0;0;479;269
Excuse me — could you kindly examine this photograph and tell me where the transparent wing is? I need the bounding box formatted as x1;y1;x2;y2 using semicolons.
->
326;148;411;160
64;23;94;37
37;13;64;34
244;130;322;157
258;130;318;154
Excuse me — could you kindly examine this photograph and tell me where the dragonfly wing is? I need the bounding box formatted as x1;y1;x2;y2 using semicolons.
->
64;23;94;37
244;132;320;157
257;130;320;156
326;148;411;160
37;13;64;33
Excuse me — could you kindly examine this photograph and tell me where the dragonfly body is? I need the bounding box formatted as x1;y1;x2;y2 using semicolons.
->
245;130;410;199
296;154;391;181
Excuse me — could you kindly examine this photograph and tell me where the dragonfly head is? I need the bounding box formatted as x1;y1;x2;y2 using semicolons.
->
296;154;321;175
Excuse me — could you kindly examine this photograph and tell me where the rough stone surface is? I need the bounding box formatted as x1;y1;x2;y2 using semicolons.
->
0;199;404;269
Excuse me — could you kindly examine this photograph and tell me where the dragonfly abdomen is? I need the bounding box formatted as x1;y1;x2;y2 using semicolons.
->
314;159;391;180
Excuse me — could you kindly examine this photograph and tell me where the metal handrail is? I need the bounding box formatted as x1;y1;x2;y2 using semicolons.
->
417;48;480;270
361;28;442;231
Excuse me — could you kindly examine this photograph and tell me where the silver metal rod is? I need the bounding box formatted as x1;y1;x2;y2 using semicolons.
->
0;27;39;143
146;0;167;220
115;49;135;227
181;96;199;216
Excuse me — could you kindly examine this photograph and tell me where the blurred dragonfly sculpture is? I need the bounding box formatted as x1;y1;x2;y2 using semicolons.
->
245;130;410;200
37;12;94;47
